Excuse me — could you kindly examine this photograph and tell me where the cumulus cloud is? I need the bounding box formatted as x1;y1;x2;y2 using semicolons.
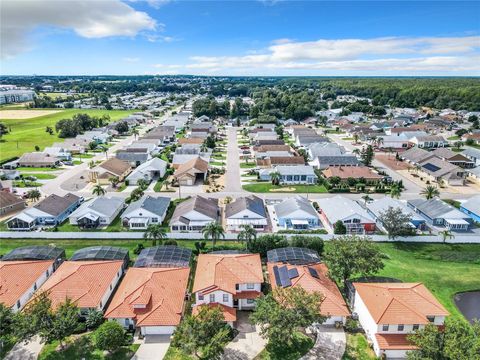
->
1;0;157;58
170;35;480;75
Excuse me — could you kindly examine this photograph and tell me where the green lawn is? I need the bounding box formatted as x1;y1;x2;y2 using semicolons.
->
240;162;256;169
0;109;135;162
16;167;61;172
21;173;57;180
255;332;314;360
447;135;460;140
243;183;328;193
342;333;376;360
13;180;42;188
163;347;193;360
38;334;139;360
210;161;225;166
55;214;125;232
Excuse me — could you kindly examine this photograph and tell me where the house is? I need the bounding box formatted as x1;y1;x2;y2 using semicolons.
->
126;157;167;185
259;165;317;184
254;139;285;147
400;147;434;164
366;197;426;230
53;140;85;154
31;259;124;313
105;266;190;335
459;195;480;223
225;195;269;232
170;196;220;232
7;193;82;231
192;253;263;326
89;157;132;185
116;150;151;167
309;155;361;170
462;147;480;166
257;155;305;167
353;282;449;358
317;195;376;234
0;169;20;180
273;196;320;230
431;148;475;168
267;252;349;325
69;196;124;228
18;152;60;168
410;135;447;148
174;157;209;186
322;166;383;183
462;133;480;145
377;134;411;150
0;192;26;216
0;246;65;312
407;198;472;231
307;143;345;159
43;146;72;161
121;196;170;229
0;180;13;192
296;135;329;147
178;137;204;145
417;156;465;186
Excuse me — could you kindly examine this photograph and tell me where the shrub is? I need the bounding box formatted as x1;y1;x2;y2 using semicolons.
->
164;240;178;246
94;321;125;353
246;234;289;258
333;220;347;235
290;235;325;256
133;243;145;255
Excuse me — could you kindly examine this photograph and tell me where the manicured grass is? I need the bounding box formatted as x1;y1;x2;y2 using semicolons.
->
22;173;57;180
13;180;42;187
38;334;139;360
210;161;225;166
447;135;461;140
0;109;134;161
255;332;314;360
213;154;226;160
240;162;256;169
341;137;354;141
16;167;61;172
55;214;125;232
243;183;328;193
163;347;193;360
342;333;376;360
443;198;461;208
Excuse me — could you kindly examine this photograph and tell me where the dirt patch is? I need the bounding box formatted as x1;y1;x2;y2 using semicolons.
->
270;187;296;192
0;109;62;119
376;154;411;171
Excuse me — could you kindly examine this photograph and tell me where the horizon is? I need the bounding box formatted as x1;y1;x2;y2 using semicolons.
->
1;0;479;77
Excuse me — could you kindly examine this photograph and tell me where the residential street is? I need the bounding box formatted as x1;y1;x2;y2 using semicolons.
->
225;126;243;193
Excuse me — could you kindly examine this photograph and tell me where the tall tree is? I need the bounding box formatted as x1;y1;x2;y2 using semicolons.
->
202;221;225;250
360;145;374;166
92;184;106;196
324;235;385;286
378;206;414;240
94;321;125;354
390;182;402;199
143;223;167;246
237;224;257;248
42;298;80;349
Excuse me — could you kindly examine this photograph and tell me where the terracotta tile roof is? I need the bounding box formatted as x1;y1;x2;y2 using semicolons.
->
322;166;383;180
233;291;262;300
353;283;449;324
33;260;123;309
375;333;418;350
267;262;350;317
192;303;237;322
99;157;131;176
174;157;209;178
0;260;53;307
193;254;263;294
105;267;190;327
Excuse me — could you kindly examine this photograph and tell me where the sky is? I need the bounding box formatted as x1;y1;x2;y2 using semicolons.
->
1;0;479;76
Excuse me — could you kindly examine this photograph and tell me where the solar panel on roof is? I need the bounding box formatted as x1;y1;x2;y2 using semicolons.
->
133;245;192;268
272;265;282;286
278;266;292;287
308;267;319;279
422;163;441;172
288;268;299;279
267;247;320;265
2;246;65;261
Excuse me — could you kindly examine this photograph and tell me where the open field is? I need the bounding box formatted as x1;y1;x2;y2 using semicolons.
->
0;109;62;119
0;109;135;162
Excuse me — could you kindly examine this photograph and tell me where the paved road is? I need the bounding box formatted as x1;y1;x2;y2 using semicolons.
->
225;126;244;193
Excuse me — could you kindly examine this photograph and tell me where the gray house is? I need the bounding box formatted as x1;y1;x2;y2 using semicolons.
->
126;158;167;185
121;196;170;229
259;165;317;184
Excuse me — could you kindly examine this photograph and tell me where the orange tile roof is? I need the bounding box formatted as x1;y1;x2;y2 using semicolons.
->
353;283;449;324
33;260;123;309
233;291;262;300
267;262;350;317
192;303;237;322
105;267;190;327
375;333;418;350
0;260;54;307
192;254;263;294
322;166;383;180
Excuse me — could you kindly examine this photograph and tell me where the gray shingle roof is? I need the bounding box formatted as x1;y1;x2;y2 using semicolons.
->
316;155;361;167
76;196;124;217
34;193;80;217
225;195;266;218
408;198;469;220
170;196;219;224
123;195;170;218
275;165;316;176
274;196;318;219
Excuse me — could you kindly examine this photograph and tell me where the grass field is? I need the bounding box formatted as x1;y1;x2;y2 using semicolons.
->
0;109;135;162
243;183;328;193
342;333;376;360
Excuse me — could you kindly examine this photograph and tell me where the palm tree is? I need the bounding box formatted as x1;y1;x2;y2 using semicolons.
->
439;229;455;243
224;196;233;205
200;141;209;153
202;221;225;250
26;189;41;202
270;171;281;186
237;224;257;249
390;183;402;199
352;148;360;156
137;178;149;190
132;128;139;140
421;185;440;200
361;194;372;206
92;184;106;197
88;160;95;169
109;176;120;188
352;133;359;145
143;224;167;246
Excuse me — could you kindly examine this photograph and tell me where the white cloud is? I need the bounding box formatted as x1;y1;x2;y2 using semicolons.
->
1;0;157;58
174;35;480;75
123;57;140;63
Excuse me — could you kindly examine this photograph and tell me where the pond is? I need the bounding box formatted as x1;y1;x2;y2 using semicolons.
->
454;291;480;323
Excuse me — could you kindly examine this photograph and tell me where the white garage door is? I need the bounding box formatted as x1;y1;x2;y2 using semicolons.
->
141;326;176;335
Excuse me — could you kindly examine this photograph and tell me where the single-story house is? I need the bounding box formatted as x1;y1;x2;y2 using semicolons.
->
89;157;132;185
43;147;72;161
170;196;220;232
401;147;434;164
259;165;317;184
17;152;60;168
307;143;345;159
121;195;170;229
126;157;167;185
309;155;361;170
7;193;82;231
407;198;472;231
225;195;269;232
115;150;151;167
273;196;320;230
322;166;383;183
431;148;475;168
377;134;411;150
317;195;376;234
409;135;448;148
462;147;480;166
418;156;466;186
0;192;26;216
69;196;125;228
459;195;480;223
366;197;426;230
174;157;209;186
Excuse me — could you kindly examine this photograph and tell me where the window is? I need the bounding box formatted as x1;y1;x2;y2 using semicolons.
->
413;324;419;331
17;300;21;309
223;294;229;302
198;293;204;301
427;316;435;323
398;324;404;331
209;294;215;302
172;226;178;231
247;299;255;304
382;325;389;332
151;218;158;223
247;283;254;289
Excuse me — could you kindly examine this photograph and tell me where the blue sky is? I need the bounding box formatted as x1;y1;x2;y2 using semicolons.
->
1;0;479;76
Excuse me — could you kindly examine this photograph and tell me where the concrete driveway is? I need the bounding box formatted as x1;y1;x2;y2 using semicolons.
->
222;312;266;360
5;336;43;360
132;335;171;360
301;326;346;360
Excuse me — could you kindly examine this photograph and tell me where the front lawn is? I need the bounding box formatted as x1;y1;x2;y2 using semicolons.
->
342;333;376;360
16;167;61;172
38;334;139;360
243;183;328;193
55;214;124;232
447;135;460;140
240;162;256;168
255;332;314;360
210;161;225;166
21;173;57;180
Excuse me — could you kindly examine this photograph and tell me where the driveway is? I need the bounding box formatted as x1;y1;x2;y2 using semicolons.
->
5;336;43;360
301;326;346;360
132;335;171;360
222;312;266;360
